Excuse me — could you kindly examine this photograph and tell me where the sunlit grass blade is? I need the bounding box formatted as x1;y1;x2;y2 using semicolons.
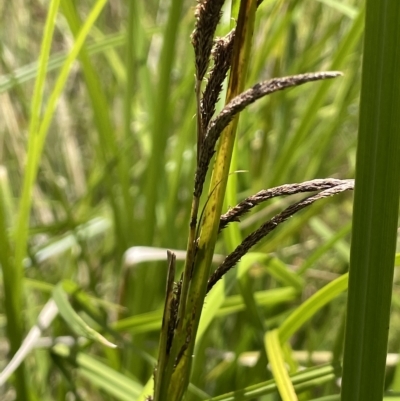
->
53;281;116;348
0;32;126;94
297;222;351;275
266;257;304;291
8;4;108;394
52;344;142;400
206;363;339;401
6;2;60;399
341;1;400;400
15;0;108;284
265;329;298;401
309;218;350;260
279;273;348;343
113;285;297;335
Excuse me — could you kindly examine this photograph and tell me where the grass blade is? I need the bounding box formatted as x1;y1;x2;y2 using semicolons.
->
7;2;60;399
206;363;339;401
53;282;116;348
0;32;126;94
279;273;348;343
52;344;142;400
341;1;400;400
265;329;298;401
60;0;133;255
142;0;185;244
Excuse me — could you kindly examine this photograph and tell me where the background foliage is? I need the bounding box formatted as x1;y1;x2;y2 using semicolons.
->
0;0;399;400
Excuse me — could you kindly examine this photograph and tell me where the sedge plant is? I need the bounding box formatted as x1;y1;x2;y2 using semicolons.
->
150;1;353;400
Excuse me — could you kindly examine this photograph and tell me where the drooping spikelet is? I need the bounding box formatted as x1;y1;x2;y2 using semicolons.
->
194;71;342;197
207;179;354;292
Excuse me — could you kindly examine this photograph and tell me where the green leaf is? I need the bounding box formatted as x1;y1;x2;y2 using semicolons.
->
298;222;351;275
6;1;61;399
316;0;358;19
136;376;154;401
0;32;126;94
341;1;400;400
279;273;348;343
266;256;304;291
265;329;298;401
205;363;339;401
52;344;142;400
113;286;297;334
52;282;116;348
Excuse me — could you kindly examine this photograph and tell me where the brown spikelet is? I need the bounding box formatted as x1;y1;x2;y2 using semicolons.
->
191;0;226;82
206;72;343;153
219;178;351;231
207;179;354;292
201;29;235;132
194;71;342;197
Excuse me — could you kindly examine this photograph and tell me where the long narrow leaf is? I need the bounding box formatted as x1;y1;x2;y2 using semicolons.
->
52;344;142;400
8;2;60;399
265;329;298;401
279;273;348;343
341;1;400;400
53;282;116;348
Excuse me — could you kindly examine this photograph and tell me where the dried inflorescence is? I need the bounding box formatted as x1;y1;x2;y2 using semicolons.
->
191;1;341;197
200;29;236;133
191;0;226;82
192;0;264;81
207;179;354;292
219;178;351;230
194;71;342;197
